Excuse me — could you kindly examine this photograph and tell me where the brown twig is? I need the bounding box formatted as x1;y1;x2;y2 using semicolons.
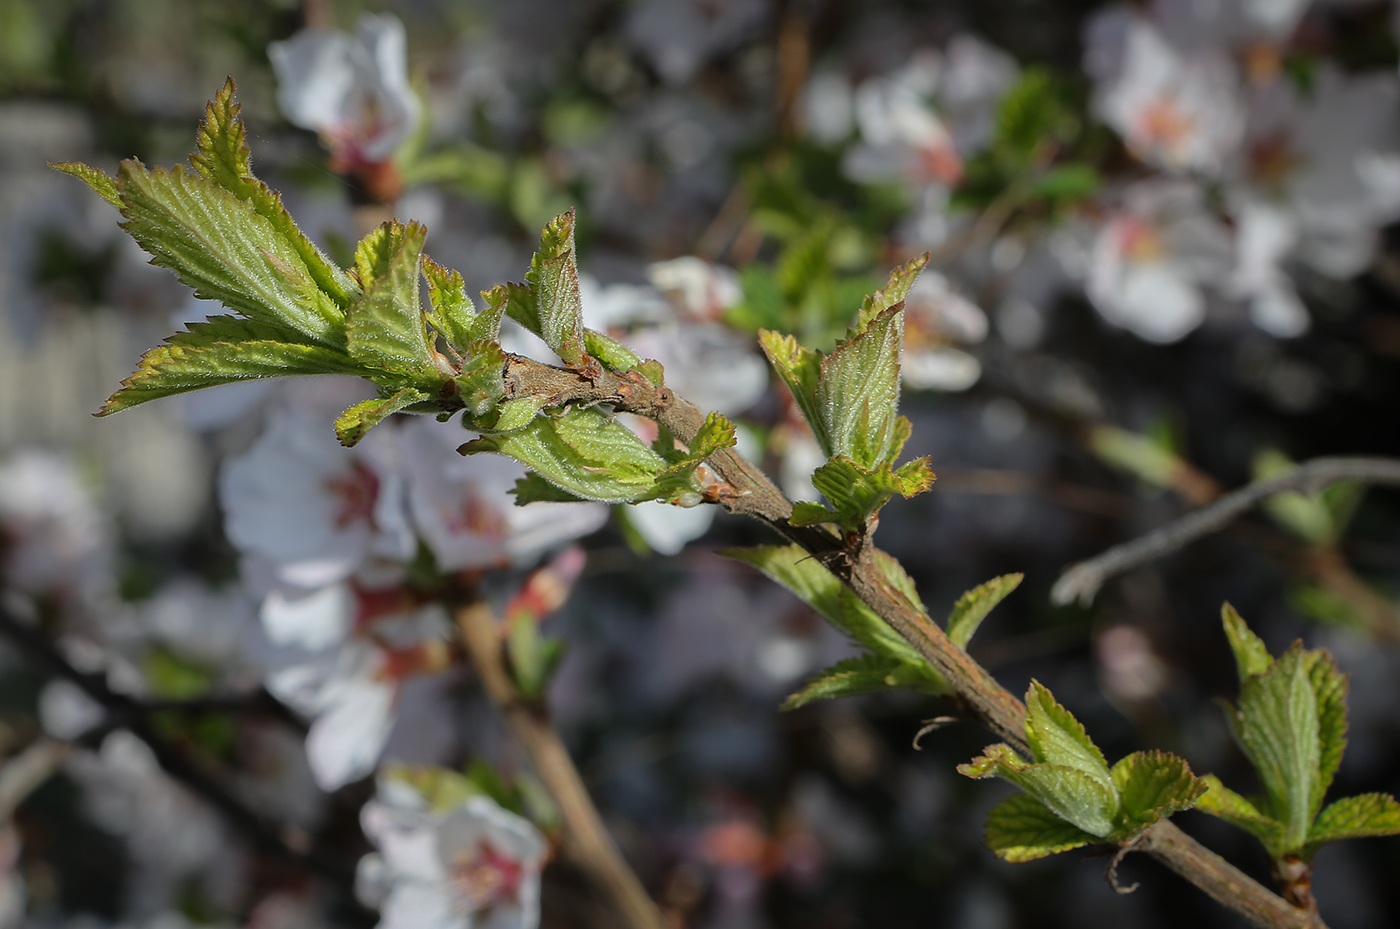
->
1051;457;1400;607
496;354;1329;929
452;599;665;929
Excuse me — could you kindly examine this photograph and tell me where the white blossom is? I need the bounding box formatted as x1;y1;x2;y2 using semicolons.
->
357;784;546;929
268;13;420;166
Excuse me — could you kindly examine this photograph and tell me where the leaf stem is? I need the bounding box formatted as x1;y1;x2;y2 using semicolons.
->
452;599;666;929
499;354;1331;929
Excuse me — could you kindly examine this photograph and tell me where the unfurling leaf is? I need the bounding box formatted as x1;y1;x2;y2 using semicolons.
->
983;794;1098;862
521;208;588;368
50;161;122;208
1111;751;1208;838
1307;794;1400;853
346;221;441;378
1222;602;1273;682
335;388;429;447
115;162;346;345
187;79;358;310
960;682;1204;853
789;453;934;533
424;258;494;351
946;574;1023;648
814;305;905;469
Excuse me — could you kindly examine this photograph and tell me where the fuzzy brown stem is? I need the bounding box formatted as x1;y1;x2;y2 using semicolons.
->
453;601;665;929
497;355;1330;929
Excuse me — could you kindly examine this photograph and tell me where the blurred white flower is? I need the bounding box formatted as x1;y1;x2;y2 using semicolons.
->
648;257;743;322
1237;66;1400;278
1086;180;1231;343
627;501;715;556
0;450;110;604
357;784;546;929
901;270;986;392
1086;8;1244;175
1228;198;1310;338
220;412;414;589
268;13;420;167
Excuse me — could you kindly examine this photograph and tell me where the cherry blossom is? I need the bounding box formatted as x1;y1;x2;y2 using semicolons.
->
268;13;420;200
219;411;414;589
900;270;987;392
1086;8;1244;176
357;779;547;929
1085;181;1231;343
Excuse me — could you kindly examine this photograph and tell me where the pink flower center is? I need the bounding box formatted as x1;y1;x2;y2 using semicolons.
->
1135;99;1194;154
445;484;506;540
452;842;525;911
1114;217;1164;262
914;139;964;186
324;461;380;529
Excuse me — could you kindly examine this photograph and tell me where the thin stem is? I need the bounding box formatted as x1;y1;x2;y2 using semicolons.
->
452;600;666;929
498;355;1330;929
1051;457;1400;607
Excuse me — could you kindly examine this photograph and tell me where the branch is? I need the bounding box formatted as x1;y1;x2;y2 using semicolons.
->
0;601;366;909
499;355;1328;929
1051;457;1400;607
452;599;666;929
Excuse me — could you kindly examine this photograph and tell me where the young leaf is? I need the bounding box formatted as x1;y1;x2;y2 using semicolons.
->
584;328;642;372
1228;645;1322;850
522;209;588;367
1306;793;1400;854
982;793;1099;862
1024;681;1114;795
1194;774;1288;853
345;221;439;377
115;162;346;346
959;743;1118;838
453;340;509;419
813;305;905;469
423;258;492;351
335;388;429;447
1110;750;1207;837
792;455;934;532
1222;603;1273;682
836;588;932;669
855;253;928;331
186;79;358;309
874;549;925;614
1303;647;1349;820
649;412;738;504
758;329;825;452
946;574;1023;648
50;161;122;208
511;474;593;505
99;337;365;415
780;654;923;710
462;406;665;503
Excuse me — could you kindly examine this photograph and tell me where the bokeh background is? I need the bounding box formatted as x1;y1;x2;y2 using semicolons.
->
3;0;1400;927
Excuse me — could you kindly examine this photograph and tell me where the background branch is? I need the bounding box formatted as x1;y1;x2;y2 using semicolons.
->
452;598;666;929
1050;457;1400;607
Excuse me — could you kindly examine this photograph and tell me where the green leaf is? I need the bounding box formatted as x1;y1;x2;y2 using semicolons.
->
982;793;1099;862
1194;774;1288;854
874;548;925;614
1228;644;1322;850
959;743;1118;838
792;454;934;532
335;388;429;447
51;161;122;208
345;221;439;377
1303;647;1348;818
946;574;1023;648
521;209;588;367
508;611;564;700
780;654;928;710
722;544;934;673
99;333;365;415
649;412;737;505
491;397;546;433
1024;682;1114;795
855;253;928;332
814;305;905;469
758;329;825;452
1110;750;1207;838
453;340;508;418
1222;603;1273;682
1089;424;1182;489
115;162;346;345
423;257;493;351
462;405;665;503
1254;449;1339;545
585;328;642;372
186;79;358;310
1306;793;1400;854
511;473;593;505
